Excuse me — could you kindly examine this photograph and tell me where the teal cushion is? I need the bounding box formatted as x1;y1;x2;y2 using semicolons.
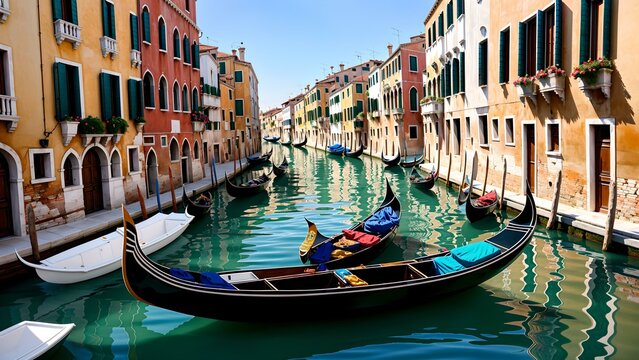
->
451;242;501;267
433;256;465;275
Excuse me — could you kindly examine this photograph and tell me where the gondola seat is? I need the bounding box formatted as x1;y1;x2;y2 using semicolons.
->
334;238;361;252
432;256;466;275
170;268;237;290
170;268;196;281
450;242;501;267
310;242;334;264
342;229;380;247
363;207;400;234
476;191;497;206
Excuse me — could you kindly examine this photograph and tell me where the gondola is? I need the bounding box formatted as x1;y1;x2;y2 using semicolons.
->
292;136;307;148
246;148;273;166
224;172;271;198
272;158;289;177
465;175;499;223
344;145;364;158
281;139;292;146
182;187;212;218
327;144;349;155
121;183;537;322
409;167;438;191
399;154;424;168
263;136;281;143
381;151;401;167
298;179;401;269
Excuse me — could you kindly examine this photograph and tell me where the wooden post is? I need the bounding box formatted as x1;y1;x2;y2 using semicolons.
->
155;177;162;214
499;158;507;209
546;170;563;229
168;167;177;212
602;180;617;251
27;205;40;262
481;155;489;196
459;151;467;193
445;154;453;187
137;185;148;220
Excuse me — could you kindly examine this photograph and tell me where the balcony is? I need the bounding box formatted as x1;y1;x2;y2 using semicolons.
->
456;15;465;47
202;93;221;109
421;101;443;119
100;36;117;58
426;37;445;66
0;94;18;132
130;49;141;67
392;108;404;116
54;19;81;49
0;0;9;23
383;108;391;117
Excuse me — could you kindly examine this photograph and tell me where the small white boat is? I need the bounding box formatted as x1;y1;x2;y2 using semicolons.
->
0;321;74;360
16;211;194;284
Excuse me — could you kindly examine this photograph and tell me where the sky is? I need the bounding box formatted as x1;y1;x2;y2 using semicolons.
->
196;0;434;111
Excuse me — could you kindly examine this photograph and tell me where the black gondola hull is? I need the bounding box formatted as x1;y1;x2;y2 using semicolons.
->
344;145;364;158
381;152;401;167
466;191;499;223
292;137;307;148
225;174;270;198
182;188;212;218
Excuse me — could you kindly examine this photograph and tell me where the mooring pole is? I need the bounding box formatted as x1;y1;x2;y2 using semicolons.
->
459;150;467;193
446;153;453;187
137;185;148;220
168;167;177;212
547;170;563;229
482;155;489;196
500;158;507;209
155;178;162;214
27;205;40;262
602;180;617;251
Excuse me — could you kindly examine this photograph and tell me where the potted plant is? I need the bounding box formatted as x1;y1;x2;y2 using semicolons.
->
60;115;82;146
571;57;614;98
536;65;566;102
190;108;209;132
513;75;536;101
420;96;444;117
79;116;105;135
105;116;129;143
134;116;146;133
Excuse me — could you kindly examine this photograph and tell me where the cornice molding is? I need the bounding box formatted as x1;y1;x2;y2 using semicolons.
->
162;0;200;32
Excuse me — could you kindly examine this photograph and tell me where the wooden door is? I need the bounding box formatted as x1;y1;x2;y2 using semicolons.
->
82;149;103;214
595;126;611;212
0;155;13;237
525;124;535;192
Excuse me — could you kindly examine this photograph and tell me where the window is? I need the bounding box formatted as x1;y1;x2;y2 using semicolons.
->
183;35;191;64
30;149;55;183
505;117;515;145
452;58;460;94
457;0;465;17
499;28;510;84
130;14;139;51
101;0;116;39
452;118;461;155
141;7;150;43
228;89;232;99
344;75;349;83
111;150;122;178
409;55;418;72
0;50;6;96
127;79;143;119
53;62;82;120
159;77;168;110
52;0;79;24
191;42;200;69
356;83;363;93
580;0;610;62
62;154;79;187
185;0;190;12
478;116;488;146
478;40;488;86
465;117;471;139
447;1;454;28
158;18;166;51
543;6;556;69
220;61;226;75
193;142;199;160
172;82;180;111
143;136;154;145
192;88;199;110
99;72;121;120
235;99;244;116
235;70;243;83
173;29;180;59
546;120;560;154
182;85;189;112
143;72;155;108
160;136;167;147
170;139;179;161
409;125;418;140
409;87;418;112
128;147;140;173
394;125;398;137
492;118;500;141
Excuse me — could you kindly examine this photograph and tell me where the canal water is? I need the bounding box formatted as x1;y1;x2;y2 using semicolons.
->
2;145;639;359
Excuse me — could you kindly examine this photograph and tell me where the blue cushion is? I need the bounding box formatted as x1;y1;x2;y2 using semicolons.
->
309;242;334;264
363;206;400;234
433;256;466;275
200;272;237;290
170;268;196;282
450;242;501;267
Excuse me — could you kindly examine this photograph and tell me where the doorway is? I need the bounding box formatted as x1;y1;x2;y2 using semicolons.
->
523;123;536;193
0;155;13;237
594;126;611;212
146;150;158;195
82;148;104;214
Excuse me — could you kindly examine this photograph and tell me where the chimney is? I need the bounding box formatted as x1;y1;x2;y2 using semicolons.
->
339;63;345;72
232;49;237;57
330;66;334;74
387;43;393;57
238;46;246;61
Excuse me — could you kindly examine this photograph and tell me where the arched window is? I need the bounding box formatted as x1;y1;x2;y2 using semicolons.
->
142;7;151;43
111;150;122;178
170;139;179;161
159;77;168;110
62;152;80;188
143;72;155;108
191;41;200;69
173;81;180;111
409;87;419;112
452;58;460;94
428;80;432;96
183;35;191;64
191;87;199;110
193;141;200;160
158;17;166;51
173;29;180;58
182;85;189;112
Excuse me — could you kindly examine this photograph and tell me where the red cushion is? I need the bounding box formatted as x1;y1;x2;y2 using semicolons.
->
476;191;497;206
342;229;381;247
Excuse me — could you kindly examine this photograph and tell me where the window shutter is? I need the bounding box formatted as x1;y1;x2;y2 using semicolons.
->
499;30;506;83
579;0;591;63
143;11;151;43
410;88;418;111
70;66;81;116
128;79;137;119
460;52;465;92
457;0;464;17
130;14;139;51
53;63;68;121
441;68;446;97
183;37;190;63
193;44;200;68
438;13;444;37
518;22;526;76
452;59;459;94
136;80;144;117
193;90;198;110
478;44;484;85
102;0;109;37
536;10;545;70
602;0;612;58
70;0;78;25
555;0;563;67
52;0;62;21
109;3;116;39
174;33;180;58
447;1;453;28
100;73;113;121
159;22;166;49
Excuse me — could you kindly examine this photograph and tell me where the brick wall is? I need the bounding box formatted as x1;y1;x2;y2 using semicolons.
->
617;178;639;222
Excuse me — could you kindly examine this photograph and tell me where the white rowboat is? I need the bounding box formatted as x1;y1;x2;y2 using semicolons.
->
16;211;194;284
0;321;74;360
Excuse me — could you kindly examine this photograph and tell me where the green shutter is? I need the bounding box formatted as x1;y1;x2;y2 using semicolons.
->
136;80;144;117
183;37;190;63
555;0;563;67
130;14;139;51
70;0;78;24
410;56;417;71
53;63;68;121
478;45;484;85
457;0;464;17
235;100;243;116
446;63;452;96
452;59;459;94
318;106;322;117
109;2;116;39
70;66;81;116
174;33;180;58
100;73;112;121
128;79;137;119
102;0;109;37
518;22;526;76
438;13;444;37
499;30;507;83
235;71;243;82
460;52;465;92
52;0;62;20
410;88;418;111
159;22;166;49
143;10;151;43
193;44;200;68
536;10;545;70
602;0;612;58
447;1;453;28
356;83;363;93
579;0;591;63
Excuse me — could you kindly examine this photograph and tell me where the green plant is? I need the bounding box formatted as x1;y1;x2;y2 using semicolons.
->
105;116;129;134
420;96;443;105
79;116;105;134
571;58;613;79
134;116;146;124
513;75;535;86
62;115;82;122
536;65;566;79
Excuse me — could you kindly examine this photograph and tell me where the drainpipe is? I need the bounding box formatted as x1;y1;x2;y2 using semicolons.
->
37;0;48;139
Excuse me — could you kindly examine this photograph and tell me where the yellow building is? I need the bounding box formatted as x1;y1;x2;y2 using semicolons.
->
218;81;235;162
303;80;332;148
342;76;368;149
293;98;306;142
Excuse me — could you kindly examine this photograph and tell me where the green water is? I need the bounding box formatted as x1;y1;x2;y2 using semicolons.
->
2;145;639;359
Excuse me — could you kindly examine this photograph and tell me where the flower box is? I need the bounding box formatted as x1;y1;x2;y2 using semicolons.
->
192;120;205;132
60;120;80;146
577;68;613;99
81;134;112;147
538;73;566;103
420;102;444;118
516;83;537;105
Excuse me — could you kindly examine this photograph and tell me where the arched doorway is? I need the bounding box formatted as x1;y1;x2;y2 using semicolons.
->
0;155;13;237
82;148;104;214
147;150;158;195
181;140;191;184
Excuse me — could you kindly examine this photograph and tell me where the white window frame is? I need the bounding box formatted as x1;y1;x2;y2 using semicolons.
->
160;135;168;147
29;149;55;184
157;16;167;52
0;45;16;98
55;57;85;117
545;119;561;156
408;125;418;140
491;117;500;142
505;116;515;146
465;117;471;139
100;69;124;118
127;146;141;174
143;136;155;145
478;116;489;147
409;55;419;73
